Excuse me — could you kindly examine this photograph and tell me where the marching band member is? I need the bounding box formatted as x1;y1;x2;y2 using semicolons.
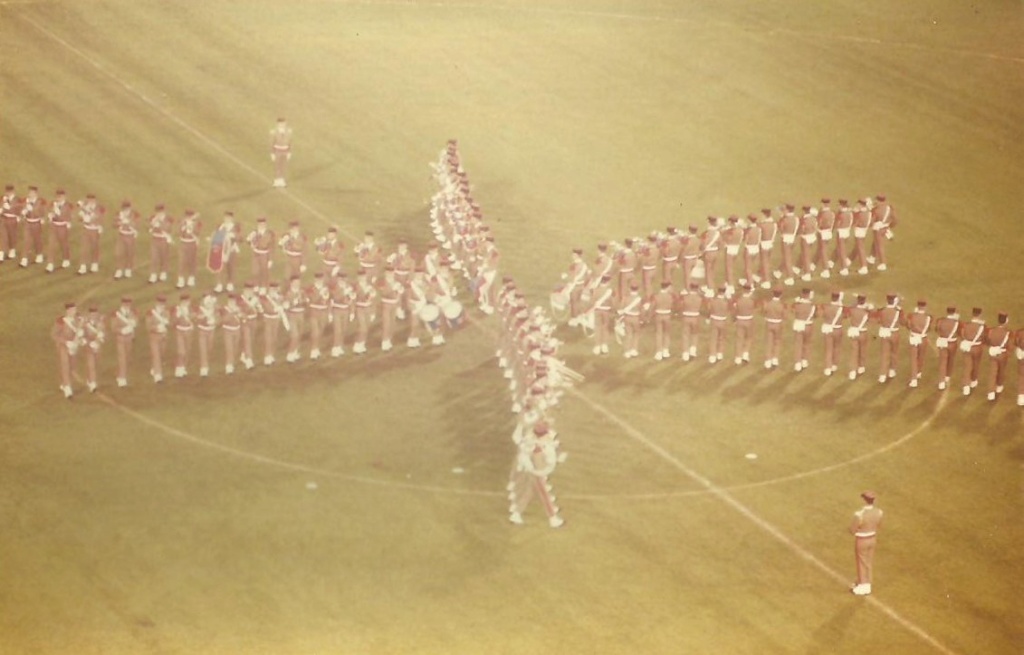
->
306;272;331;359
721;216;743;292
815;198;835;277
329;272;355;356
387;240;416;311
905;300;932;388
51;302;83;398
791;287;816;372
173;294;196;378
820;291;845;376
508;422;565;528
238;283;261;370
706;286;730;364
934;306;960;390
869;194;896;271
731;284;755;365
833;199;854;276
260;282;287;366
474;237;500;315
112;200;140;279
678;282;703;362
615;238;638;299
284;275;308;362
82;306;106;393
851;198;872;275
315;226;344;277
405;267;431;348
196;292;219;377
146;296;171;382
270;117;292;188
639;234;660;296
147;204;174;283
740;215;761;288
761;287;785;369
0;184;20;262
220;294;243;374
797;205;818;281
660;227;683;287
876;294;901;384
778;204;799;286
651;280;676;361
959;307;986;396
279;220;307;281
355;230;382;281
699;216;721;291
247;217;274;292
377;267;403;351
352;270;378;354
210;211;241;293
176;209;201;288
44;189;73;272
846;294;871;380
589;274;615;356
757;208;778;288
18;186;46;267
562;249;591;327
111;297;138;387
618;284;644;359
984;312;1011;401
76;193;105;275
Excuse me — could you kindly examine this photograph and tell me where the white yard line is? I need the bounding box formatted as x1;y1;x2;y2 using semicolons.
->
19;9;962;654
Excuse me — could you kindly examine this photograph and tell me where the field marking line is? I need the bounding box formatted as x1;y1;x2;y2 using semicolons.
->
13;12;361;243
21;12;963;652
570;387;961;655
334;0;1024;65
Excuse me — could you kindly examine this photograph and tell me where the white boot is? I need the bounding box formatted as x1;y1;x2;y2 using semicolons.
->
90;262;99;273
117;377;127;388
309;349;321;360
381;339;392;352
45;262;55;273
407;337;421;348
148;273;158;283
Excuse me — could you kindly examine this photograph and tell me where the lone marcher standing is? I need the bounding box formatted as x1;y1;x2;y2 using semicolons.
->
849;491;884;596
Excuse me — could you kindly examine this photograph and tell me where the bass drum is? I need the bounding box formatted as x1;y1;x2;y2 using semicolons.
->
440;299;465;329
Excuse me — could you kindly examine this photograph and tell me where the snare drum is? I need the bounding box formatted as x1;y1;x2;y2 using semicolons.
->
418;303;442;331
440;299;465;329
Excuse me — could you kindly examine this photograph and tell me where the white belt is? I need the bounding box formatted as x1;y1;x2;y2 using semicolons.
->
855;532;876;538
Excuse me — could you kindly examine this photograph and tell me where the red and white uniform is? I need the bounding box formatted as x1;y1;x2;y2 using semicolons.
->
260;286;287;365
706;291;730;363
270;119;292;187
757;210;778;285
618;288;644;358
870;196;896;270
984;318;1012;401
761;291;785;368
111;301;139;387
284;280;308;362
699;220;721;290
876;300;902;383
590;277;615;355
352;276;378;353
815;200;835;274
0;186;20;260
330;275;355;355
145;301;171;382
507;424;565;528
377;272;404;351
820;296;845;375
247;221;275;291
45;192;73;271
959;313;986;395
220;297;244;374
615;241;638;300
846;300;871;379
279;225;308;280
851;200;872;274
76;196;105;274
212;216;242;291
741;217;761;287
905;304;932;387
176;212;201;288
791;292;817;371
797;208;818;279
639;237;660;296
81;310;106;392
238;288;261;369
315;230;345;276
678;286;704;361
778;207;799;284
306;277;331;358
934;310;960;390
51;307;84;398
721;218;743;290
732;289;756;365
650;283;676;360
148;207;174;282
660;230;683;287
173;297;196;377
18;188;46;267
196;295;219;377
112;203;140;278
833;200;854;275
355;234;383;281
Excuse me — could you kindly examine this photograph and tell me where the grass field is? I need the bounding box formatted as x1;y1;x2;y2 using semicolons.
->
1;1;1022;654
